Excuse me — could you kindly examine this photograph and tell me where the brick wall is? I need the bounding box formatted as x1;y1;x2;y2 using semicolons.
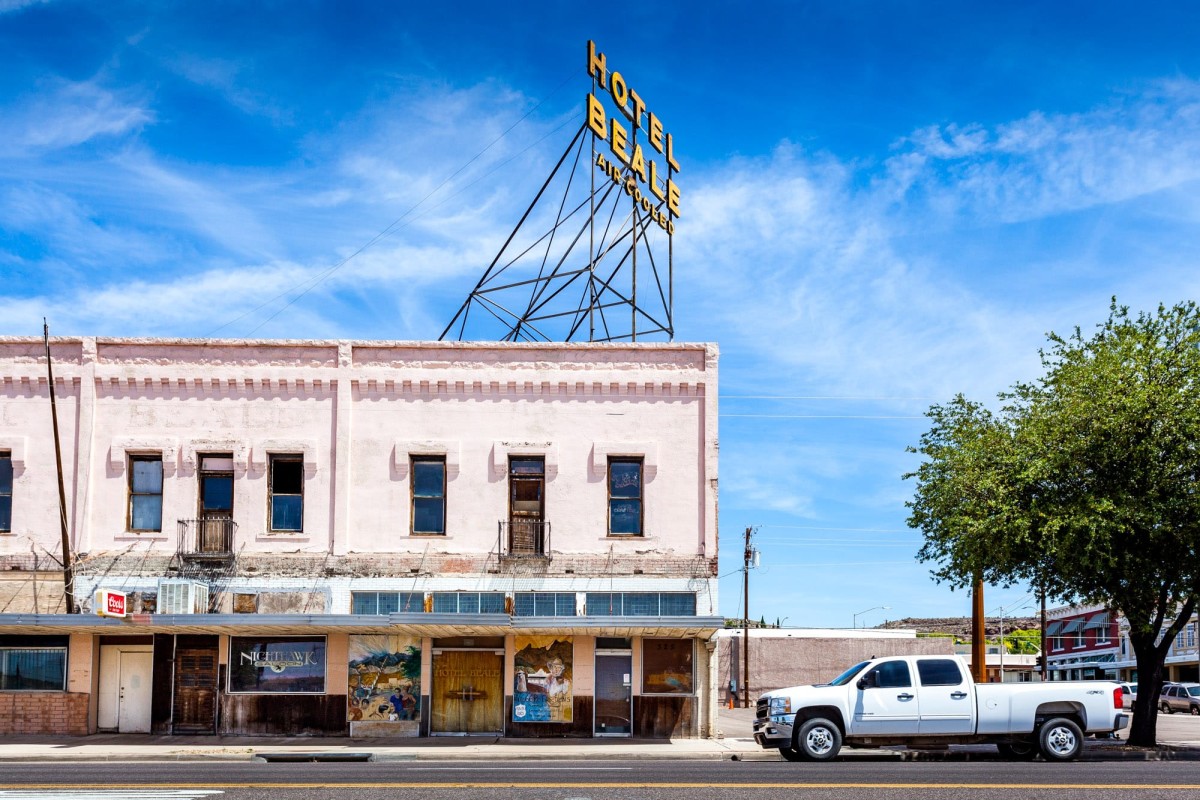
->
0;692;90;735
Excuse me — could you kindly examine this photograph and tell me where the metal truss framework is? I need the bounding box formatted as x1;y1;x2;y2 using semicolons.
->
440;123;675;343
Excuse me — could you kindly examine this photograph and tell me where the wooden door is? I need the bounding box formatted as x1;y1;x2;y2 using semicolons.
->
430;650;503;734
172;636;219;734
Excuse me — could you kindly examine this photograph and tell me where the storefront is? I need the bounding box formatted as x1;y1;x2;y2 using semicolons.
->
0;613;722;739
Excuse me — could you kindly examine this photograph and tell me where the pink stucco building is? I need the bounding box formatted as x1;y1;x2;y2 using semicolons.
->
0;337;720;738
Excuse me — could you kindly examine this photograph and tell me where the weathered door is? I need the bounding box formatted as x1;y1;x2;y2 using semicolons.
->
430;649;503;734
172;636;219;734
594;653;632;736
117;651;153;733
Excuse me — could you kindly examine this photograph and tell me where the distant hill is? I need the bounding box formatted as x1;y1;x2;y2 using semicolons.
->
877;616;1041;640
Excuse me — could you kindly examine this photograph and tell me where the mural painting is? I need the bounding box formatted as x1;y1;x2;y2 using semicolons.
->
347;635;421;723
513;635;573;723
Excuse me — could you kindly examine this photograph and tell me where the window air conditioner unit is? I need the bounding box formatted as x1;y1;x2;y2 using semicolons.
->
157;580;210;614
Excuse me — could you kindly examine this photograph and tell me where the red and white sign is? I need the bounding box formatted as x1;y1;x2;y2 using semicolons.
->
95;589;127;618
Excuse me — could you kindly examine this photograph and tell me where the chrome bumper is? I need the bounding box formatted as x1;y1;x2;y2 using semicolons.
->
752;715;795;748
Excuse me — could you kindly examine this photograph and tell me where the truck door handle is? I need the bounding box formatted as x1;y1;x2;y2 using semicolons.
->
897;693;914;701
951;691;968;699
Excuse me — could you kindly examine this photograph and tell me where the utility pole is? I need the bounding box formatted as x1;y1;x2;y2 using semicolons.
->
1039;588;1047;681
44;321;75;614
972;573;986;683
998;606;1006;682
742;525;754;709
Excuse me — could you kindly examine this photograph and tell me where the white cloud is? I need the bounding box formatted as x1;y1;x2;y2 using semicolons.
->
0;78;151;156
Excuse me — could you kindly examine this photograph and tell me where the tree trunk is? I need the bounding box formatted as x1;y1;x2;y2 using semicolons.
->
1126;632;1167;747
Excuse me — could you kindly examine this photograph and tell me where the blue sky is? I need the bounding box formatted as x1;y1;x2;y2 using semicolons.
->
3;1;1199;628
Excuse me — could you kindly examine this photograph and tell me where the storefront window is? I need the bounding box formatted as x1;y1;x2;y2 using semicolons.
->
228;636;326;693
641;638;693;694
0;636;68;691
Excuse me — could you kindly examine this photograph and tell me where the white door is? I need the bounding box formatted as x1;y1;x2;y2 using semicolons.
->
851;659;919;734
117;651;153;733
915;658;974;735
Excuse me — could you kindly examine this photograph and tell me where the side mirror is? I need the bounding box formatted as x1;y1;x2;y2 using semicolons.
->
857;674;876;690
856;677;868;690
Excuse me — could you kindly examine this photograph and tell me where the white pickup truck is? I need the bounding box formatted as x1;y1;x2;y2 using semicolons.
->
753;655;1128;761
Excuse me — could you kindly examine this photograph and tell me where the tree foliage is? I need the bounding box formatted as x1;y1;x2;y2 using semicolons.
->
906;300;1200;746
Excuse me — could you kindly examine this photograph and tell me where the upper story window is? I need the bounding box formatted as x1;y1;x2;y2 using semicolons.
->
127;455;163;532
1051;636;1063;651
0;636;68;691
508;457;546;555
0;452;11;532
351;591;424;614
585;592;696;617
513;592;576;617
269;454;303;532
432;592;505;614
1074;629;1086;648
608;457;643;536
411;456;446;535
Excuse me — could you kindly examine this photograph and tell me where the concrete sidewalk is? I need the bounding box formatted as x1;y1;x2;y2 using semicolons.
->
1;707;1197;762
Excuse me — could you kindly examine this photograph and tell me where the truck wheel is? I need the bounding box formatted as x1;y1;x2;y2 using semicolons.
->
997;741;1038;760
1038;717;1083;761
794;717;842;761
778;745;804;761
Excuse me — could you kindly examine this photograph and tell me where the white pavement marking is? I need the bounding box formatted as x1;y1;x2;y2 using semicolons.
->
0;792;223;799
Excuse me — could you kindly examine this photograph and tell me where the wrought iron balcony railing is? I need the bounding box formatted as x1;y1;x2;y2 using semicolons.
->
498;519;550;558
177;517;236;557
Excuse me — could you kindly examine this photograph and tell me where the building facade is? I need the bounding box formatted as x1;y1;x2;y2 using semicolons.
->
0;337;721;738
1043;604;1120;681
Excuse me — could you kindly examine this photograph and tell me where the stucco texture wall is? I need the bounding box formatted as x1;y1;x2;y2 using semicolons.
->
718;634;956;700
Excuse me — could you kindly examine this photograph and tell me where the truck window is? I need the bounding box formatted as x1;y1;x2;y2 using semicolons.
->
866;660;912;689
827;661;871;686
917;659;964;686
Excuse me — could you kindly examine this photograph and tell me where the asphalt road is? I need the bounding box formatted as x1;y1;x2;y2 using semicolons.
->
2;759;1200;800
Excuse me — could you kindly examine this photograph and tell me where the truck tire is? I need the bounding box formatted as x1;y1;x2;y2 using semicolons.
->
997;741;1038;760
778;745;804;761
1038;717;1083;761
794;717;842;761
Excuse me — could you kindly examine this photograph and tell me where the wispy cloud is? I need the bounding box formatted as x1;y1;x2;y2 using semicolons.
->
0;78;151;156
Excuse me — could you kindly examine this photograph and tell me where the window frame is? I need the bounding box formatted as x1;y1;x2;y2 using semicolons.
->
513;592;577;617
351;591;424;615
916;658;965;687
640;638;694;695
410;455;447;536
431;592;506;614
0;636;69;692
268;453;304;533
126;453;164;532
606;456;644;536
0;451;11;533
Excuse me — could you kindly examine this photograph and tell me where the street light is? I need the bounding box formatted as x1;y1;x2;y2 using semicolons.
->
854;605;891;628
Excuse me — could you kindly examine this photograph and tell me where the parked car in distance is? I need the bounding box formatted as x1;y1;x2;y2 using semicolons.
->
1119;683;1137;709
1160;683;1200;715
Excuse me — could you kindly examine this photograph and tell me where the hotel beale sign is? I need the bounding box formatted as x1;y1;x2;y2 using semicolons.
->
586;40;679;235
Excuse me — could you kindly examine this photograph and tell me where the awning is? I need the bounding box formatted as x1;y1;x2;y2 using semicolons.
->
1084;613;1110;629
1046;621;1065;636
1061;618;1086;633
0;613;724;640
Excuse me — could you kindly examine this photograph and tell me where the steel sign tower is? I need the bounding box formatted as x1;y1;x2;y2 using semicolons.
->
441;41;679;343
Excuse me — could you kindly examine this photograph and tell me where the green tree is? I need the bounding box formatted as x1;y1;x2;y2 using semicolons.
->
1003;629;1041;655
907;301;1200;746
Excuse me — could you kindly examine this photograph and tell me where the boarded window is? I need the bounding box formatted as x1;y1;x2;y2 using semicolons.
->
641;638;693;694
128;455;163;532
608;458;643;535
269;455;303;532
411;457;446;535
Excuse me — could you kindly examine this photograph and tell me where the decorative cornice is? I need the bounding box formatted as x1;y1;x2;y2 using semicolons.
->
590;441;659;480
491;441;558;479
393;440;461;479
109;437;179;472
